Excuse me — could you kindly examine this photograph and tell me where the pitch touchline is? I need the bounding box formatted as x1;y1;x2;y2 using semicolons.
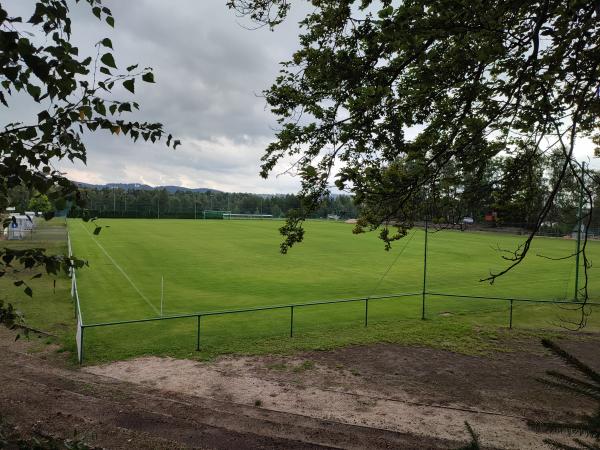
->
79;223;160;315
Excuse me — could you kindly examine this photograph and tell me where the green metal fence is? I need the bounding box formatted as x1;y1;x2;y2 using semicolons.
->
73;289;599;364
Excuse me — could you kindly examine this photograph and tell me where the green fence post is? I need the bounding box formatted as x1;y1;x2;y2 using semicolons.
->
421;219;429;320
364;298;369;327
290;306;294;337
196;315;201;351
509;300;513;329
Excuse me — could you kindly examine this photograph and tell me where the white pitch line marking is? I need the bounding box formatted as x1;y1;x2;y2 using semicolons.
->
79;223;160;315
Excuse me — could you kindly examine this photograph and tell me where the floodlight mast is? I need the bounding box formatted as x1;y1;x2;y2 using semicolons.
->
574;161;586;301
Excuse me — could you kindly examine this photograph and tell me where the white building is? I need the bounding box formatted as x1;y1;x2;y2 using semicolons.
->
4;213;36;240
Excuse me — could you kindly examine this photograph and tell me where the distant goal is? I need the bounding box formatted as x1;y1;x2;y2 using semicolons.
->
223;213;273;220
202;210;232;219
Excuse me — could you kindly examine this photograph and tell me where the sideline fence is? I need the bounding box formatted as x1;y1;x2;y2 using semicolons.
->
73;289;599;365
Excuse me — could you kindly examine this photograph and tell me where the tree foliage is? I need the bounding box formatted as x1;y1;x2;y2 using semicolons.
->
229;0;599;320
0;1;177;312
28;193;53;213
65;186;358;219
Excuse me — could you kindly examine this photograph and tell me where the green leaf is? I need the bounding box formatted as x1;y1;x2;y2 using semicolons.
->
81;106;92;119
92;7;101;19
24;286;32;297
99;66;112;75
126;64;139;72
106;16;115;27
37;111;51;122
19;126;37;140
303;165;317;178
142;72;155;83
4;66;19;82
100;52;117;69
123;79;135;94
378;6;394;18
26;83;41;100
94;102;106;116
28;4;45;24
100;38;113;49
86;121;99;131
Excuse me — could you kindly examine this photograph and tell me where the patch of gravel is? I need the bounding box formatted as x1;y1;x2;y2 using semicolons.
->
86;336;600;449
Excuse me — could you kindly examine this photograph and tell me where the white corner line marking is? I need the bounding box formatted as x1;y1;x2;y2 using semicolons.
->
79;223;160;315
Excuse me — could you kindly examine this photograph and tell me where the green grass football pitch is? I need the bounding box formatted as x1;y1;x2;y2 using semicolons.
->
68;219;600;362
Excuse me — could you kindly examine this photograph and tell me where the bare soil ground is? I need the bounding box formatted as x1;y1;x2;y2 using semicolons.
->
1;327;599;449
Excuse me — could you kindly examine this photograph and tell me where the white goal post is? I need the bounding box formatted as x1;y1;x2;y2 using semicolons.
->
202;210;232;219
223;213;274;220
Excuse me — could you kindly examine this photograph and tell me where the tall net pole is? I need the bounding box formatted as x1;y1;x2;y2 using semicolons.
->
574;161;586;301
422;217;428;320
161;275;164;316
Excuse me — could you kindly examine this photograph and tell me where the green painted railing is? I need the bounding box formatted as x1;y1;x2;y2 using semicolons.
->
75;291;600;364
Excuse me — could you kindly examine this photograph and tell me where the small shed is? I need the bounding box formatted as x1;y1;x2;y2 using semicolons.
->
5;214;34;240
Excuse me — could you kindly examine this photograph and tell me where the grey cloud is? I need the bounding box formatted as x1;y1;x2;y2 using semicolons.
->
3;0;307;192
66;0;299;141
60;133;300;193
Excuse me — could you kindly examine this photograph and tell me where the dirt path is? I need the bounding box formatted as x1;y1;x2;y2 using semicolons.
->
85;334;600;450
2;327;598;449
0;328;462;449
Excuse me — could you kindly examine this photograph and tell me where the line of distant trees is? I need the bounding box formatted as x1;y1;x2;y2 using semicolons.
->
65;188;359;220
2;152;599;230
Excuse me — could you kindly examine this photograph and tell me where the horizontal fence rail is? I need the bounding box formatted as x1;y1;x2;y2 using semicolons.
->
426;292;598;305
82;292;421;328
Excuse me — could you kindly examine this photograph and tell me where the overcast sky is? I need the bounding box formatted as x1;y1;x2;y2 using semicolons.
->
2;1;598;193
3;0;313;193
